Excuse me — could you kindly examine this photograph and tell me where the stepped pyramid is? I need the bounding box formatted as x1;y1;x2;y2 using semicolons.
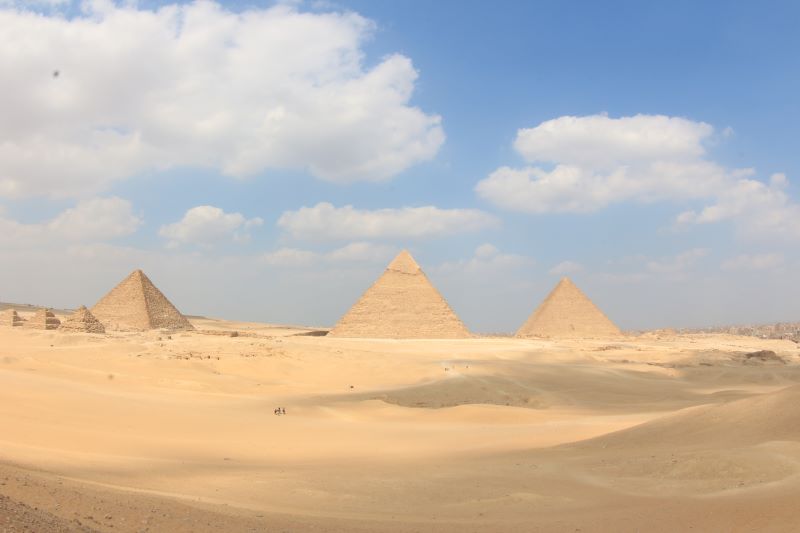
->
0;309;25;327
329;250;470;339
516;277;621;338
91;269;194;331
60;305;106;334
23;308;61;330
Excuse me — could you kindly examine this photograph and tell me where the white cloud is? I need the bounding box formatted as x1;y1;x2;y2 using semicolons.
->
260;241;396;267
325;241;396;263
646;248;708;275
158;205;263;247
261;247;318;267
477;114;800;242
513;114;712;169
48;196;142;240
676;174;800;240
549;260;583;275
437;243;533;274
721;253;784;272
1;0;68;7
598;248;709;284
476;114;731;214
277;202;498;241
0;1;444;198
477;161;730;214
0;196;140;247
474;242;499;258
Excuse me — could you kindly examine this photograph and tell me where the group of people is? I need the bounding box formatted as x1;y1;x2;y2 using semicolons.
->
273;407;286;415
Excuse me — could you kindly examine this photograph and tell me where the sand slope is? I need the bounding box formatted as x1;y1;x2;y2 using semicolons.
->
581;384;800;448
2;322;800;531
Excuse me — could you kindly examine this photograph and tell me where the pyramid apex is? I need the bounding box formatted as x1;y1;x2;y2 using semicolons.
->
387;249;421;274
126;269;153;286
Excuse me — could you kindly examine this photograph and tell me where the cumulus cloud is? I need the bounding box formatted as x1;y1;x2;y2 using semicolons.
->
514;114;712;169
0;0;68;7
721;253;784;272
159;206;263;247
0;196;141;247
646;248;708;275
476;114;731;214
325;241;396;262
260;241;396;267
436;243;533;274
477;114;800;241
676;174;800;240
260;247;319;267
0;1;444;198
549;260;583;275
599;248;709;284
277;202;498;241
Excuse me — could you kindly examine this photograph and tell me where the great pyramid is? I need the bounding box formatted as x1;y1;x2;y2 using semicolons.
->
329;250;470;339
0;309;25;327
516;277;621;338
60;305;106;334
91;269;194;331
23;308;61;330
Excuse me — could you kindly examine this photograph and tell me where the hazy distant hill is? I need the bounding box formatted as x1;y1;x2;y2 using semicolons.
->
0;302;73;315
677;322;800;342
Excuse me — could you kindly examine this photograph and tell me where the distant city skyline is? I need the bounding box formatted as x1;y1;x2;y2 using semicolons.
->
1;0;798;332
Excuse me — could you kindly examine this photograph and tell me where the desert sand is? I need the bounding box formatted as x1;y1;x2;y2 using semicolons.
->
2;312;800;532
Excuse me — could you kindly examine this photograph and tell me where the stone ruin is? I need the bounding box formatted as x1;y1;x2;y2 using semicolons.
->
23;308;61;330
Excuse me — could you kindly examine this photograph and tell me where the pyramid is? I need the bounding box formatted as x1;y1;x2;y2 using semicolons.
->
0;309;25;327
516;277;621;338
23;308;61;330
91;269;194;331
329;250;470;339
60;305;106;334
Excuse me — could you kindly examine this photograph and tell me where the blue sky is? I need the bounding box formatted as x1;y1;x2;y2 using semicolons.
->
1;0;799;332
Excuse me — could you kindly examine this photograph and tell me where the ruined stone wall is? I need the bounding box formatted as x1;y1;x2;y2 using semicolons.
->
0;309;24;327
22;309;61;330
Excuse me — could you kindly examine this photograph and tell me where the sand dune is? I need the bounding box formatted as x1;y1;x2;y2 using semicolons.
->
2;323;800;531
579;384;800;448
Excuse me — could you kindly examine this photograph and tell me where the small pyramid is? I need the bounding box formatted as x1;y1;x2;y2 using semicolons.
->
0;309;25;327
329;250;470;339
516;277;621;338
60;305;106;334
91;269;194;331
23;308;61;330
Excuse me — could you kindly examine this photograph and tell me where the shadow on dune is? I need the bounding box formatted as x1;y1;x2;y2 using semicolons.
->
321;361;800;412
522;385;800;496
571;384;800;449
